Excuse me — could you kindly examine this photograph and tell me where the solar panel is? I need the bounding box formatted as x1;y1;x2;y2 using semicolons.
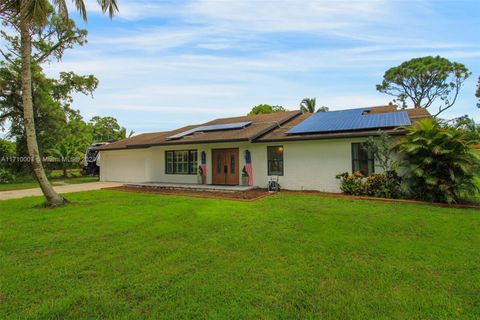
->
167;121;252;140
199;122;252;132
287;108;411;135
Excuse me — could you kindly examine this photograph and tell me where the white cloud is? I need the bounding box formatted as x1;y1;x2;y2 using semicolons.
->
43;0;480;133
89;27;213;52
186;0;391;34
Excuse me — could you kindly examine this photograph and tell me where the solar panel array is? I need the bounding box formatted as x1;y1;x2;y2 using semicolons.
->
287;108;411;135
167;121;252;140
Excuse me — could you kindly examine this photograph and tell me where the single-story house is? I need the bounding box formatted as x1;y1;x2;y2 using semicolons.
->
94;105;430;192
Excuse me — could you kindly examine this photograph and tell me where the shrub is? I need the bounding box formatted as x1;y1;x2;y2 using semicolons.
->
395;119;480;204
0;168;16;184
336;171;402;198
364;171;402;198
336;172;365;196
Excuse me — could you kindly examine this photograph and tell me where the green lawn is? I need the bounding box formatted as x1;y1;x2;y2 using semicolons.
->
0;176;99;191
0;191;479;319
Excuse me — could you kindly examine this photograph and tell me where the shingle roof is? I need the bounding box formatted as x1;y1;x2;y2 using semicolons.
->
94;111;301;151
94;106;431;150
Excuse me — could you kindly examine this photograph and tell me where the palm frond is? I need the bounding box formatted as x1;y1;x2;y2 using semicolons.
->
52;0;68;20
21;0;49;25
97;0;118;18
73;0;87;21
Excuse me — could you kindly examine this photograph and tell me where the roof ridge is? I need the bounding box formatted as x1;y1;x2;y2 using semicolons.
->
249;111;302;141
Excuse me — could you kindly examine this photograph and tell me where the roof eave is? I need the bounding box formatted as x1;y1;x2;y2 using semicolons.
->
256;128;407;143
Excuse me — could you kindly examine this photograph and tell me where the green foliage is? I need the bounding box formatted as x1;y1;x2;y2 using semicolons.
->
248;104;287;115
48;138;83;178
0;138;15;159
396;119;480;204
336;171;365;195
450;116;480;142
0;0;118;27
0;14;97;168
1;0;118;205
0;9;88;64
0;167;16;183
300;98;316;113
89;116;129;142
0;13;129;174
363;131;395;172
364;171;402;198
336;171;402;198
0;138;15;178
476;77;480;108
299;98;328;113
376;56;471;116
316;105;329;112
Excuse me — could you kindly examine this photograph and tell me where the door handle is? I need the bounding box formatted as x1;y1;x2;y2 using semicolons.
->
224;165;228;173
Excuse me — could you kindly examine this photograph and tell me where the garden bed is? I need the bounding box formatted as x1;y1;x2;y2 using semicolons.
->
104;185;272;201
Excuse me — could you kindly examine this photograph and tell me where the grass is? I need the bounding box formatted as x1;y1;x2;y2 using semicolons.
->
0;176;99;191
0;191;479;319
0;169;98;191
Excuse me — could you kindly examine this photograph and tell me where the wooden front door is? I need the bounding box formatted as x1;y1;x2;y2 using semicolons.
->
212;148;239;185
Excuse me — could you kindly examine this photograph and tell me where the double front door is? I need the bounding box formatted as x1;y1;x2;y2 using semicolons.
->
212;148;239;185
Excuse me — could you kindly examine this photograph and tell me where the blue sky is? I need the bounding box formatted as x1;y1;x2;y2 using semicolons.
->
36;0;480;134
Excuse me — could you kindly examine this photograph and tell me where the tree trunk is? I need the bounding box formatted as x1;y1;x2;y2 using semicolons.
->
20;11;65;206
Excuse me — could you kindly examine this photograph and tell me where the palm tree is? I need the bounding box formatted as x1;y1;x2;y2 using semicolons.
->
49;141;83;179
316;105;329;112
300;98;316;113
2;0;118;206
119;127;135;139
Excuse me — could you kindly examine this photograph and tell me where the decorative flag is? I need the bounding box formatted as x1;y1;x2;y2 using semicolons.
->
245;150;254;186
201;151;207;182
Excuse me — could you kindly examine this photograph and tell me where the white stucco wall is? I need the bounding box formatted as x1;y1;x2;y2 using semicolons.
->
99;149;149;183
99;138;377;192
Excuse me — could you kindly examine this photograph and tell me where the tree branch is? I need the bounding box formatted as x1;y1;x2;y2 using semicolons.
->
0;48;14;63
435;79;461;117
34;34;74;63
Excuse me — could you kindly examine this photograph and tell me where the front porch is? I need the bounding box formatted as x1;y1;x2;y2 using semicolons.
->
125;182;254;192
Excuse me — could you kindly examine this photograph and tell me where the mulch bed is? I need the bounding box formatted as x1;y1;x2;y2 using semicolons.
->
103;185;479;209
103;185;272;202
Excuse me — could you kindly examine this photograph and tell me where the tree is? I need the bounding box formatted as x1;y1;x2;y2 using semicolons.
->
363;130;395;172
299;98;329;113
450;116;480;142
48;138;82;178
0;138;16;163
300;98;316;113
119;127;135;139
248;104;287;115
317;106;329;112
376;56;471;117
0;0;118;206
62;108;94;155
395;119;480;204
476;77;480;108
89;116;128;142
0;17;97;173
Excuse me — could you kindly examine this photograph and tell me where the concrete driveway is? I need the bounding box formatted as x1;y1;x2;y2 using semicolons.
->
0;182;124;200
